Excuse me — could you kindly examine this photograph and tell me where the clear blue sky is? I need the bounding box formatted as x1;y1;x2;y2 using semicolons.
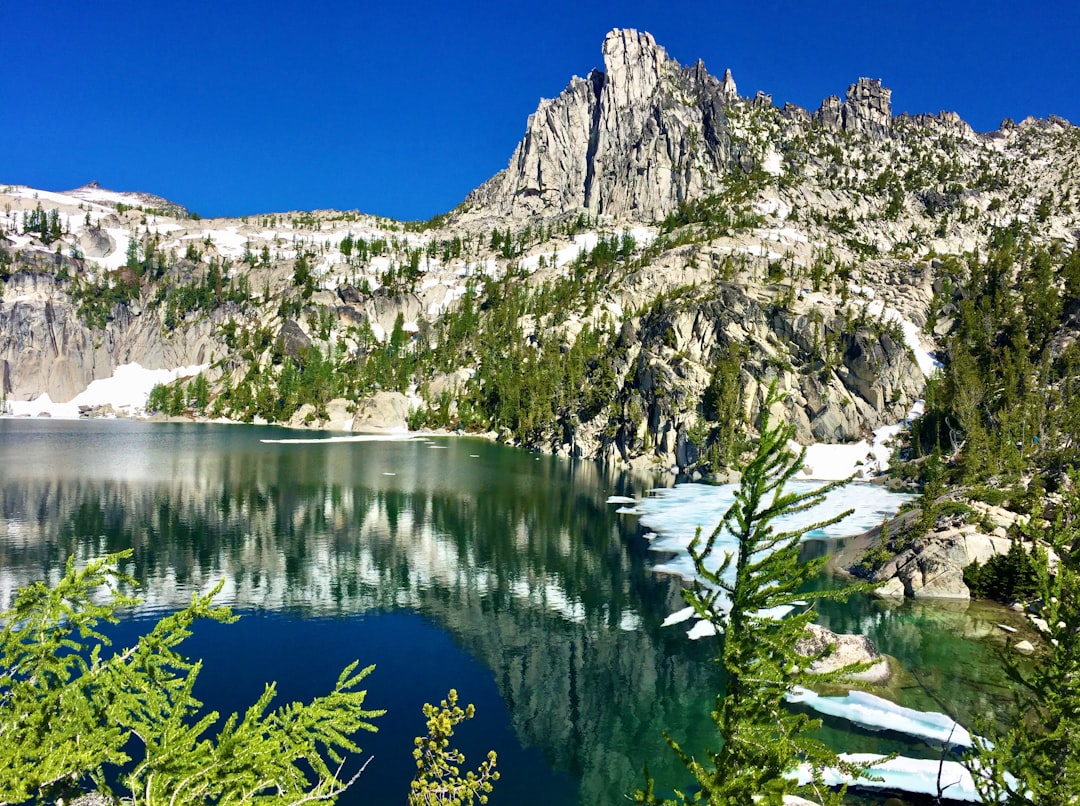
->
5;1;1078;221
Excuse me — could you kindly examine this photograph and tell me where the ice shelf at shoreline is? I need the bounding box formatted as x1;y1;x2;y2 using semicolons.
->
633;479;913;583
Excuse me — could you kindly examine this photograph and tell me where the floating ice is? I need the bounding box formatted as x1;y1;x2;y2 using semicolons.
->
606;495;638;504
261;434;422;444
787;687;973;748
686;620;719;640
661;606;696;627
793;754;983;801
635;480;913;584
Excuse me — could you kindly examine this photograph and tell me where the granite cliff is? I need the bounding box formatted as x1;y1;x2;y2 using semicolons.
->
2;29;1079;486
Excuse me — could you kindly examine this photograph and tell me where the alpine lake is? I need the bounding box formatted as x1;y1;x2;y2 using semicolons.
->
0;419;1032;805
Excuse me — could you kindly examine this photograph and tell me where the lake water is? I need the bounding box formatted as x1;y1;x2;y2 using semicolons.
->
0;419;1024;804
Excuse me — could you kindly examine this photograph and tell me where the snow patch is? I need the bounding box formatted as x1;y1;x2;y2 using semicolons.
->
4;363;208;419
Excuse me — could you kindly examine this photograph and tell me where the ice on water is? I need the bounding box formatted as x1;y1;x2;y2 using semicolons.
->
794;754;982;801
787;687;973;748
636;479;913;583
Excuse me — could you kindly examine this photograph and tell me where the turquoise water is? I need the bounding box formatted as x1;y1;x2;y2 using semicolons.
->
0;419;1023;803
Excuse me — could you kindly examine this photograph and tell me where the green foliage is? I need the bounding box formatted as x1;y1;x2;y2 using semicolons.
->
963;539;1044;601
409;689;499;805
635;390;876;805
696;343;747;470
156;258;249;330
968;478;1080;802
23;204;62;244
913;228;1080;485
189;373;210;413
659;174;766;240
146;382;169;414
69;272;141;330
294;252;316;298
0;552;383;805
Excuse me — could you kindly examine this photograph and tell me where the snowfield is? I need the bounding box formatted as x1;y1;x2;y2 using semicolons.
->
3;363;208;418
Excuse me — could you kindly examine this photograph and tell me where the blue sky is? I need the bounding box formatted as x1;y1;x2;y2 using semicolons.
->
5;1;1078;221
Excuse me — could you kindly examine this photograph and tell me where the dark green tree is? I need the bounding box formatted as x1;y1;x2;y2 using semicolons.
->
189;374;210;413
968;477;1080;803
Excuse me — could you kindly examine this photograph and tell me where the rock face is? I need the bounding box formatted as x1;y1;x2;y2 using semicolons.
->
843;509;1016;600
813;77;892;136
0;267;225;403
565;278;926;470
0;272;108;401
466;29;739;222
350;391;410;431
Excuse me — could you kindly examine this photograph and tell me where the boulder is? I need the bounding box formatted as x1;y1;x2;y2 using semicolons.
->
350;392;410;432
873;577;906;598
794;623;891;684
79;227;114;259
866;527;1012;600
276;320;312;361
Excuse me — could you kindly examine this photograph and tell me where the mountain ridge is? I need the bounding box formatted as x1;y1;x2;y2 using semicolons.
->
2;28;1079;487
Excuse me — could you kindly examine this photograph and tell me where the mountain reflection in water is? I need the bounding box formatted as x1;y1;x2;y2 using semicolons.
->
0;419;1023;804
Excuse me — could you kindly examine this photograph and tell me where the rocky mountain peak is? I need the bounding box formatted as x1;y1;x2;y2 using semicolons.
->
465;28;736;223
813;77;892;136
720;68;739;104
598;28;668;108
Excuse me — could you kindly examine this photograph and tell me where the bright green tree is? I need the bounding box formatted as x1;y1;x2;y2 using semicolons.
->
189;373;211;413
0;551;383;805
409;689;500;805
968;477;1080;803
636;391;876;805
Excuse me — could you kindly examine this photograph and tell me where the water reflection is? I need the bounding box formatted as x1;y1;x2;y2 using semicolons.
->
0;420;1024;804
0;420;721;804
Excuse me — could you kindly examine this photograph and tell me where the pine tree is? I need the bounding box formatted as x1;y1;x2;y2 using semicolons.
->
636;389;876;805
409;689;500;805
0;551;383;804
968;476;1080;803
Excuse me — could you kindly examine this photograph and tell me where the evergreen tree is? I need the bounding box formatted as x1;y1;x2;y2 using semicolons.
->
409;689;499;805
0;552;383;804
968;477;1080;803
189;373;210;413
636;390;875;805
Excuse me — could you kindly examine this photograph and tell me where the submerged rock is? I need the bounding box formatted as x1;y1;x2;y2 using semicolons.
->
795;623;891;684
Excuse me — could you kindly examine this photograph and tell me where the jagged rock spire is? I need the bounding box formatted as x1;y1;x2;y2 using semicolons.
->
720;68;738;104
813;77;892;136
466;28;737;222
